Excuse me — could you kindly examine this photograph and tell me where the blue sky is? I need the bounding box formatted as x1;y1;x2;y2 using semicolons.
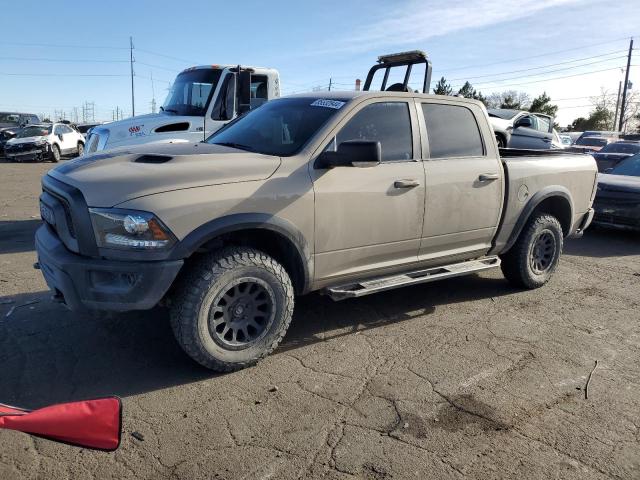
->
1;0;639;125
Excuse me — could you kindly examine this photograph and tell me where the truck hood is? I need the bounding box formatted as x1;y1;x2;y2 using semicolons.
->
48;142;281;207
97;112;205;145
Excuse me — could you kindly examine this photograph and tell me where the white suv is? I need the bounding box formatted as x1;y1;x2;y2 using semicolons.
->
4;123;85;162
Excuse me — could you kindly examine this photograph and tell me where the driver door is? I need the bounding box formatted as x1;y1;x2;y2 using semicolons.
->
310;100;425;284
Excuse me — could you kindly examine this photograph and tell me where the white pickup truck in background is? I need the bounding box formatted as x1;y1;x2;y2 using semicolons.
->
85;65;280;154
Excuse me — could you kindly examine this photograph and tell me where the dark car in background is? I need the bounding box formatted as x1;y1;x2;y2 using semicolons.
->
0;127;21;158
593;141;640;172
593;153;640;231
0;112;40;129
571;136;614;154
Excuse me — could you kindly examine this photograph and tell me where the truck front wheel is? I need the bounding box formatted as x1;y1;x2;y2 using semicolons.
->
170;247;294;371
500;213;563;289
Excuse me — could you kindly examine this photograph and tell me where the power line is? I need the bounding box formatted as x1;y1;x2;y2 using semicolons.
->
136;61;181;72
0;56;128;63
0;41;128;50
135;48;201;65
451;56;626;88
0;72;128;77
445;49;627;82
451;66;625;90
441;36;634;73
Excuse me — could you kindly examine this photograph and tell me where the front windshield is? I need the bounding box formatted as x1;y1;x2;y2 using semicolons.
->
599;142;640;154
17;126;51;138
610;154;640;177
0;113;20;124
162;68;223;116
576;137;607;146
487;109;520;120
207;97;347;156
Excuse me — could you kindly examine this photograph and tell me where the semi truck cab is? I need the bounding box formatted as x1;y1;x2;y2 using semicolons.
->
85;65;280;154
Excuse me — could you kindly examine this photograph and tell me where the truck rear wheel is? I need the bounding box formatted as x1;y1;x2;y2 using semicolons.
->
170;247;294;372
500;213;563;289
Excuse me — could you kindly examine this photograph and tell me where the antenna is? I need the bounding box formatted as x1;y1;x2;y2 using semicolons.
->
150;73;157;114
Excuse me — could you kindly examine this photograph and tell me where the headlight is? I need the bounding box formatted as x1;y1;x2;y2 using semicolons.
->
33;140;47;146
89;208;176;250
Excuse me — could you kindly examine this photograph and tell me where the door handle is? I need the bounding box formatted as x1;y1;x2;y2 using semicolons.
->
478;173;500;181
394;179;420;188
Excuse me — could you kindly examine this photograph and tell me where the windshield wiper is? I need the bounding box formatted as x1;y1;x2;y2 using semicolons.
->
213;142;257;153
160;106;179;114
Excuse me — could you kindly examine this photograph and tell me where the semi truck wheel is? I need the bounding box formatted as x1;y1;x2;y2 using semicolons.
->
51;145;61;163
170;247;294;372
500;213;563;289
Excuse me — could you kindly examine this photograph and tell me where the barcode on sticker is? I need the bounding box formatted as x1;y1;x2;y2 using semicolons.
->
310;99;345;109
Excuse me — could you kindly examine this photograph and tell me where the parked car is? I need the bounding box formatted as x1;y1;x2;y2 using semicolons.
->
593;153;640;230
85;65;280;154
0;112;40;129
592;141;640;172
0;127;21;157
571;136;615;154
576;130;620;143
488;109;561;149
4;123;85;162
35;82;598;371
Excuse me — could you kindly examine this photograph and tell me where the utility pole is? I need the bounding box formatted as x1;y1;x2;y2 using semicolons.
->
613;81;622;130
618;37;633;132
328;78;332;91
130;36;135;117
150;72;157;114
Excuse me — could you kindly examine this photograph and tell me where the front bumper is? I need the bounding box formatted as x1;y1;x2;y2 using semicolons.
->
5;144;50;162
35;224;183;312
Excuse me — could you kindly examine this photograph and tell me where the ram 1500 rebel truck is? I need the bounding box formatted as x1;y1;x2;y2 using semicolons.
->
35;53;597;371
84;65;279;154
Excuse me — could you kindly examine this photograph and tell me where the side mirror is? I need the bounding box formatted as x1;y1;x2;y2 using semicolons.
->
58;134;64;141
223;78;236;121
316;140;381;169
237;70;252;115
515;117;533;128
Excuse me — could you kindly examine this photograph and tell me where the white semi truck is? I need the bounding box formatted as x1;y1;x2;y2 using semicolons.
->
85;65;280;153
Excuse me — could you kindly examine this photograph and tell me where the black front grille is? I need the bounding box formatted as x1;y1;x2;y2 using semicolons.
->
43;187;76;239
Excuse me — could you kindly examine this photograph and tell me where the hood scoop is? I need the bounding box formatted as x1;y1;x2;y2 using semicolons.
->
154;122;190;133
134;154;173;164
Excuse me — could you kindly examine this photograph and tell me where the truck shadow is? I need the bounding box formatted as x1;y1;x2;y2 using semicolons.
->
0;219;40;254
0;275;516;408
564;227;639;258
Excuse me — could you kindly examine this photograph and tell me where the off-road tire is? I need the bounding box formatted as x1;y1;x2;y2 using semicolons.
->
77;142;84;157
500;213;563;289
50;144;61;163
170;247;294;372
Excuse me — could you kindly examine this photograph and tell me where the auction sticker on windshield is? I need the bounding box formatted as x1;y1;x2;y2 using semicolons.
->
310;99;345;109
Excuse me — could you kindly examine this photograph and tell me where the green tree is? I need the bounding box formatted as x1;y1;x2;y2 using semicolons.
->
500;95;521;109
456;81;486;105
568;106;613;131
529;92;558;117
433;77;453;96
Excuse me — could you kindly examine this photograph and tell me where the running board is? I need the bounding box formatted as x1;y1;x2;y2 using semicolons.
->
325;256;501;301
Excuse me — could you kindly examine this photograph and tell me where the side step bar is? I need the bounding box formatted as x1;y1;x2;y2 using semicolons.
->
325;256;501;301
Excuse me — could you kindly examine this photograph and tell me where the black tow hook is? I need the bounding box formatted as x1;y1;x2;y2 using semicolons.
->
33;262;41;270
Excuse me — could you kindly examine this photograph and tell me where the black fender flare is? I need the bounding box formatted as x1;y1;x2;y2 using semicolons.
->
501;186;574;254
169;213;313;293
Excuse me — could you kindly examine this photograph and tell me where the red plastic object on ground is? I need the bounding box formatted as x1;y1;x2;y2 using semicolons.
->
0;397;122;451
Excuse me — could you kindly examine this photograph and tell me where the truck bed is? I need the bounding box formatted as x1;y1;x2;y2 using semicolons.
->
491;150;598;254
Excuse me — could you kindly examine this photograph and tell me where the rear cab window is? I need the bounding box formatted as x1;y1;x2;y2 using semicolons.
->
421;103;484;158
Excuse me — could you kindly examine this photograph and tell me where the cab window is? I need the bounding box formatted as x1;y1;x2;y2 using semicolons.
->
334;102;413;162
422;103;484;158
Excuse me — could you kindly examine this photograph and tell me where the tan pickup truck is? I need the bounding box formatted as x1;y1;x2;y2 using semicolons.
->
35;78;597;371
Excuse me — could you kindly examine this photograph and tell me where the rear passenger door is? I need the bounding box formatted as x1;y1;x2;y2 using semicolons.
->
418;101;503;262
311;100;425;282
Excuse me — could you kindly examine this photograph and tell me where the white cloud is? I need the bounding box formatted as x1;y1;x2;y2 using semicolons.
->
315;0;581;55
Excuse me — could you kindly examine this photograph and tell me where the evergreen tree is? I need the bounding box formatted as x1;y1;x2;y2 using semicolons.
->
433;77;453;96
